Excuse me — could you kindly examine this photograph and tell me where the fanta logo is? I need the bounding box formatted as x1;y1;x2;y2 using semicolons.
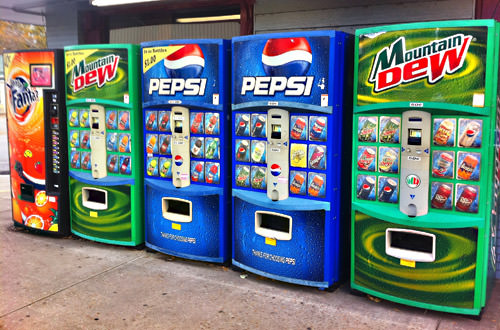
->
368;34;472;92
71;54;119;93
240;37;314;96
174;155;183;166
270;164;281;177
7;76;39;121
406;174;421;188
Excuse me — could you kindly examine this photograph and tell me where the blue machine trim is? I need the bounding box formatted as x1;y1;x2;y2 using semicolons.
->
232;260;329;288
232;189;330;211
232;101;333;114
146;242;225;263
231;30;337;42
69;170;135;186
145;177;223;196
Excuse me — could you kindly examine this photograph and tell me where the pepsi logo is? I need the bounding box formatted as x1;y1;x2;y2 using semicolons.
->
270;164;281;177
174;155;183;166
164;44;205;78
262;38;312;77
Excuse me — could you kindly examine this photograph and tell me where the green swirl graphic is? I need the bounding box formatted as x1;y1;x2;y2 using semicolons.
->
357;27;488;106
70;178;132;242
354;211;477;308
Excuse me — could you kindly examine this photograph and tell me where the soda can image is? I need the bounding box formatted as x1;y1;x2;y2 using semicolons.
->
357;175;376;201
357;146;377;171
190;137;204;158
107;154;119;173
80;131;90;149
432;151;454;178
251;140;266;163
309;116;327;141
106;110;117;130
251;114;267;138
455;184;479;213
79;110;89;128
81;152;91;170
433;118;456;146
205;138;220;160
308;144;326;170
308;173;326;198
377;177;398;203
378;147;399;173
106;133;117;152
190;112;204;134
69;130;79;148
251;166;267;190
290;143;307;168
159;157;172;178
430;182;453;210
159;134;171;155
191;161;205;182
145;111;158;131
205;162;220;184
146;134;158;154
118;111;130;130
458;118;482;148
158;111;171;132
235;140;250;162
146;157;158;176
69;109;79;127
358;116;377;142
235;113;250;136
118;134;131;153
379;116;400;143
289;171;306;195
120;156;131;175
457;151;481;181
290;116;307;140
70;151;80;169
205;113;220;135
235;165;250;187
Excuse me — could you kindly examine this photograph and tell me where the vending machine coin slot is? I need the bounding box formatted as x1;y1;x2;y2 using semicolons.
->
266;109;290;201
89;105;107;179
385;228;435;262
161;197;192;223
255;211;292;240
170;106;191;188
82;187;108;210
400;111;431;217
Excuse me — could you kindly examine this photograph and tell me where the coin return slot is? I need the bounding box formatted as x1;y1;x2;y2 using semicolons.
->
385;228;435;262
255;211;292;240
82;187;108;210
162;197;192;223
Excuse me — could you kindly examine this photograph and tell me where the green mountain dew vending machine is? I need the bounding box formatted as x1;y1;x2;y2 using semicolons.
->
352;20;499;316
65;45;144;246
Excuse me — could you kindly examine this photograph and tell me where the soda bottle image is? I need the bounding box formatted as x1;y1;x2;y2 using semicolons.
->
82;153;90;169
146;135;156;154
159;159;170;177
378;179;397;202
107;133;117;151
81;133;90;149
206;164;218;184
459;121;481;147
308;175;324;197
206;139;218;159
71;152;80;168
357;148;376;170
309;146;325;169
120;157;130;174
251;141;265;163
235;114;250;136
431;184;452;209
191;138;203;157
159;136;170;154
457;154;479;180
291;117;306;139
108;155;118;172
70;132;78;147
205;115;218;134
106;111;116;129
251;167;266;189
147;159;157;176
456;186;477;212
236;141;249;161
290;173;305;194
80;111;89;127
69;111;78;126
146;112;156;130
236;166;250;186
159;112;170;131
252;115;266;137
191;113;203;133
357;176;375;200
118;112;129;130
310;117;326;141
192;163;203;182
434;119;454;145
119;135;129;153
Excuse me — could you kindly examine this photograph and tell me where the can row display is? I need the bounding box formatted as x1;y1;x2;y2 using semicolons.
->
69;109;131;131
145;110;220;135
146;157;221;184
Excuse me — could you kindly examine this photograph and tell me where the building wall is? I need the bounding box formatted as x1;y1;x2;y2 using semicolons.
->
45;3;79;48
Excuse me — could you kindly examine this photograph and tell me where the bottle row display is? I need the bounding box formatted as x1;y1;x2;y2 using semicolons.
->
144;110;220;135
145;135;220;160
69;109;131;131
146;157;221;184
70;151;132;175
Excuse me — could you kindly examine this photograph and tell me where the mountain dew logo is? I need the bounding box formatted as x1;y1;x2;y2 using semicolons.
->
368;34;472;92
71;54;120;93
405;174;421;188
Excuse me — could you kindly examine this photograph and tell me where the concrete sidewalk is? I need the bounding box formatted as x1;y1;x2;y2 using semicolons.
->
0;175;498;330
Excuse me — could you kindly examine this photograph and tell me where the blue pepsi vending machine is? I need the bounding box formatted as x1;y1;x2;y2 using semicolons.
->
141;40;230;263
231;31;351;288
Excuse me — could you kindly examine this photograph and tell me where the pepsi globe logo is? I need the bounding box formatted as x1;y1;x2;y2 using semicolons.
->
270;164;281;177
164;44;205;78
174;155;183;166
262;38;312;77
7;76;39;122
